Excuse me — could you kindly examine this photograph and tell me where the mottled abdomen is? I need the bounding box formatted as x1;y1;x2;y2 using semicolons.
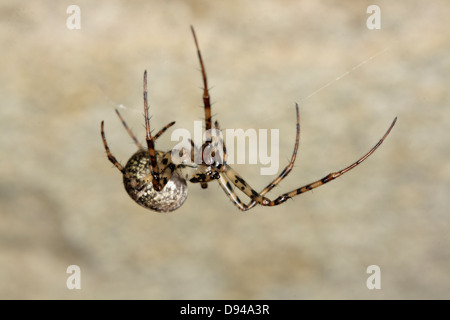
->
123;150;188;212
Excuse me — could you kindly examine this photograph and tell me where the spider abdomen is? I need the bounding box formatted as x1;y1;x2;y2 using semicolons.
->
123;150;188;212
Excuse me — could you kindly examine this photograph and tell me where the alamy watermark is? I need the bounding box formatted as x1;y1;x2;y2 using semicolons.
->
66;5;81;30
66;265;81;289
366;265;381;289
367;5;381;30
170;121;280;175
67;5;381;31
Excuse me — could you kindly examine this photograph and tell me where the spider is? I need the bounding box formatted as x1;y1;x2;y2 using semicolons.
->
100;26;397;212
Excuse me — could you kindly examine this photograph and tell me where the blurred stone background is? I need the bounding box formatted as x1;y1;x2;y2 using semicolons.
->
0;0;448;299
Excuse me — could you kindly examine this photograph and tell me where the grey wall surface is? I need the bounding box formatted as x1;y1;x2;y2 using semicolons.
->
0;0;448;299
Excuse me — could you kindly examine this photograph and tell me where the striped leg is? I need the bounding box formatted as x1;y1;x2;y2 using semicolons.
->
191;26;212;133
186;138;208;189
154;121;176;141
195;121;228;190
217;104;299;211
100;121;125;173
143;70;162;191
115;109;175;150
217;173;246;210
139;151;176;191
115;109;144;149
216;116;397;211
191;27;227;190
244;103;300;210
264;117;397;206
214;120;228;166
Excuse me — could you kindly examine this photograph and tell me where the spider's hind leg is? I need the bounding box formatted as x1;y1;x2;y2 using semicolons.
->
215;107;397;211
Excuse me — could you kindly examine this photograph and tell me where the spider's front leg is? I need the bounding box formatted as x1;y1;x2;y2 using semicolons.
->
216;104;301;211
216;105;397;211
190;26;214;189
217;166;272;211
265;116;397;206
191;26;212;133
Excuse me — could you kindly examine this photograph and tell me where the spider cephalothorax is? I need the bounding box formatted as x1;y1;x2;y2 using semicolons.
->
101;26;397;212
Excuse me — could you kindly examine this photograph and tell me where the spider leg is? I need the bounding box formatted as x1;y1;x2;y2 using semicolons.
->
214;120;228;165
217;117;397;211
216;104;298;209
188;138;200;163
139;151;174;191
217;166;275;211
153;121;176;141
222;165;271;205
192;27;227;173
191;26;212;135
143;70;162;191
187;138;208;190
115;109;174;151
244;103;300;210
100;121;125;173
200;121;228;190
264;116;398;206
217;173;246;210
115;109;144;149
